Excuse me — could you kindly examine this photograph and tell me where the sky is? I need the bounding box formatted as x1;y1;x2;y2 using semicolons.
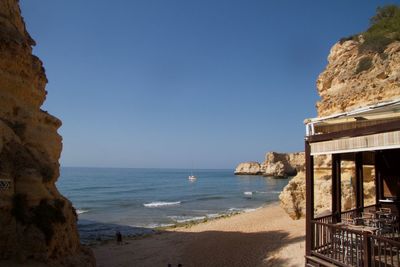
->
20;0;398;169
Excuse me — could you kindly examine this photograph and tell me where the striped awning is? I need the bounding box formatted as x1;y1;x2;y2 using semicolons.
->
310;130;400;155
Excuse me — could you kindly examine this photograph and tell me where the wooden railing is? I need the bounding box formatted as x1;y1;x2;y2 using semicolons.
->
314;204;378;224
311;218;400;267
312;221;366;267
370;234;400;267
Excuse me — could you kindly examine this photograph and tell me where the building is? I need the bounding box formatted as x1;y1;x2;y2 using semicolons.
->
304;99;400;267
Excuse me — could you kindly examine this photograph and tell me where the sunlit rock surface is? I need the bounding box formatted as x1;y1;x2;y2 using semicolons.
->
0;1;95;265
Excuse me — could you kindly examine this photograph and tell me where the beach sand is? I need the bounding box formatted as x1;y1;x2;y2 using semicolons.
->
93;203;305;267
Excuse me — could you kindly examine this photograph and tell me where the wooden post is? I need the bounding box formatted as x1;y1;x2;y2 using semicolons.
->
375;151;382;206
356;153;364;214
363;232;372;267
332;154;341;223
305;140;314;256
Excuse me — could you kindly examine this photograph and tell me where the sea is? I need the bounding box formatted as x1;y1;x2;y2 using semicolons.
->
57;167;290;243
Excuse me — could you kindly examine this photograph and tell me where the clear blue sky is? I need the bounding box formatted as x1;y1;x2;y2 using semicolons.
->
20;0;397;169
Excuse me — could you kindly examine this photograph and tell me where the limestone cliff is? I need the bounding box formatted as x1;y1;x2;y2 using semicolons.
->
316;40;400;116
279;156;376;219
279;7;400;219
234;162;262;175
234;152;304;177
263;152;304;177
0;1;95;266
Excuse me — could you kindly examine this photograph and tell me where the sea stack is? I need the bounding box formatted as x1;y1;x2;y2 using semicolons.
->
234;152;305;177
0;1;95;266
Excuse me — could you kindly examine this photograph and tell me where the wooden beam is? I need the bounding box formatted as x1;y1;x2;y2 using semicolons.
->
375;151;383;206
307;119;400;143
305;141;314;256
355;153;364;214
332;154;341;223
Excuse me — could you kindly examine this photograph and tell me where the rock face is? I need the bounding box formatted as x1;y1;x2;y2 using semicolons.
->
280;156;376;219
263;152;304;177
0;1;95;266
316;40;400;117
280;33;400;219
234;162;262;175
234;152;305;177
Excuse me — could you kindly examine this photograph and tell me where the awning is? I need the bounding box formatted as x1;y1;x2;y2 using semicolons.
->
310;130;400;155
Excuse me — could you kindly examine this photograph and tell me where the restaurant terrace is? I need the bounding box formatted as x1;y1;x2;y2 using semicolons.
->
304;99;400;267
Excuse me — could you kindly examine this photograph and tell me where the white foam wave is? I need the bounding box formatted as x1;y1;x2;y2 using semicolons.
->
146;223;175;228
270;191;282;194
228;207;259;213
169;215;206;223
206;213;220;218
243;208;258;213
244;191;253;196
143;201;181;208
76;209;89;215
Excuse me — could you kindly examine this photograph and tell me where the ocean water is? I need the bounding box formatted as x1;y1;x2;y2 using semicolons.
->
57;167;290;243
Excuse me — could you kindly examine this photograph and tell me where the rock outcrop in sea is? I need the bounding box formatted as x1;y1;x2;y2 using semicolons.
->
234;162;263;175
0;1;95;266
234;152;305;177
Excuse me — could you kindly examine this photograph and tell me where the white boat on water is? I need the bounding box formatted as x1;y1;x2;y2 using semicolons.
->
188;162;197;181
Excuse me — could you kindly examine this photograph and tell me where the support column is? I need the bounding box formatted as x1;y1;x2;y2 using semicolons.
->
332;154;341;223
375;151;383;206
305;140;314;256
355;153;364;213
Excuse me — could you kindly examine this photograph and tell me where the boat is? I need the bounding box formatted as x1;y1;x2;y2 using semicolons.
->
188;167;197;181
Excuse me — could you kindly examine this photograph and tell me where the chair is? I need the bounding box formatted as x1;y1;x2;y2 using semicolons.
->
379;207;391;213
361;212;375;226
342;218;354;225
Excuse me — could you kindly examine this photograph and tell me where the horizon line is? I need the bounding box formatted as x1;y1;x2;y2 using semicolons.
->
60;166;234;170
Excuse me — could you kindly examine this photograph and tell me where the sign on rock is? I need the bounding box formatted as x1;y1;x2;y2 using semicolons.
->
0;179;11;191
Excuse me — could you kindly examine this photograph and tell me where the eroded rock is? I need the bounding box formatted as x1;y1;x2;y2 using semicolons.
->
316;40;400;117
234;162;262;175
0;1;95;266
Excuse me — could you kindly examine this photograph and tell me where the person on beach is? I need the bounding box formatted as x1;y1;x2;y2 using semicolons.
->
116;230;122;245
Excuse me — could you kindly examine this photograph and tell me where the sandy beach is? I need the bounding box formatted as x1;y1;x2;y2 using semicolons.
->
93;203;305;267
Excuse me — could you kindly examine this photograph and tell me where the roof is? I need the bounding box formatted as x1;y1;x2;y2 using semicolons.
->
305;98;400;136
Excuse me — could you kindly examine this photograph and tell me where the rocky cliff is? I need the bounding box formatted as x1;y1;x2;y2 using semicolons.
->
234;152;305;177
234;162;262;175
0;1;95;266
316;38;400;117
280;7;400;219
279;156;376;219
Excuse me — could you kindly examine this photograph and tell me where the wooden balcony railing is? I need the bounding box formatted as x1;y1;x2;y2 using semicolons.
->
311;205;399;267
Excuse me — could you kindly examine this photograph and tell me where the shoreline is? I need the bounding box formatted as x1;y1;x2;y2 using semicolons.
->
93;202;305;267
85;202;277;247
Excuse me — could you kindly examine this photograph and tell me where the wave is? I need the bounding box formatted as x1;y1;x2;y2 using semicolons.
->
228;207;258;213
196;196;226;201
243;191;253;196
76;209;89;215
270;191;282;194
168;215;206;223
146;223;176;228
143;201;181;208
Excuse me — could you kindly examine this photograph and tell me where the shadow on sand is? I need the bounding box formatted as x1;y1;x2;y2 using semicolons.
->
77;219;156;244
91;221;305;267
